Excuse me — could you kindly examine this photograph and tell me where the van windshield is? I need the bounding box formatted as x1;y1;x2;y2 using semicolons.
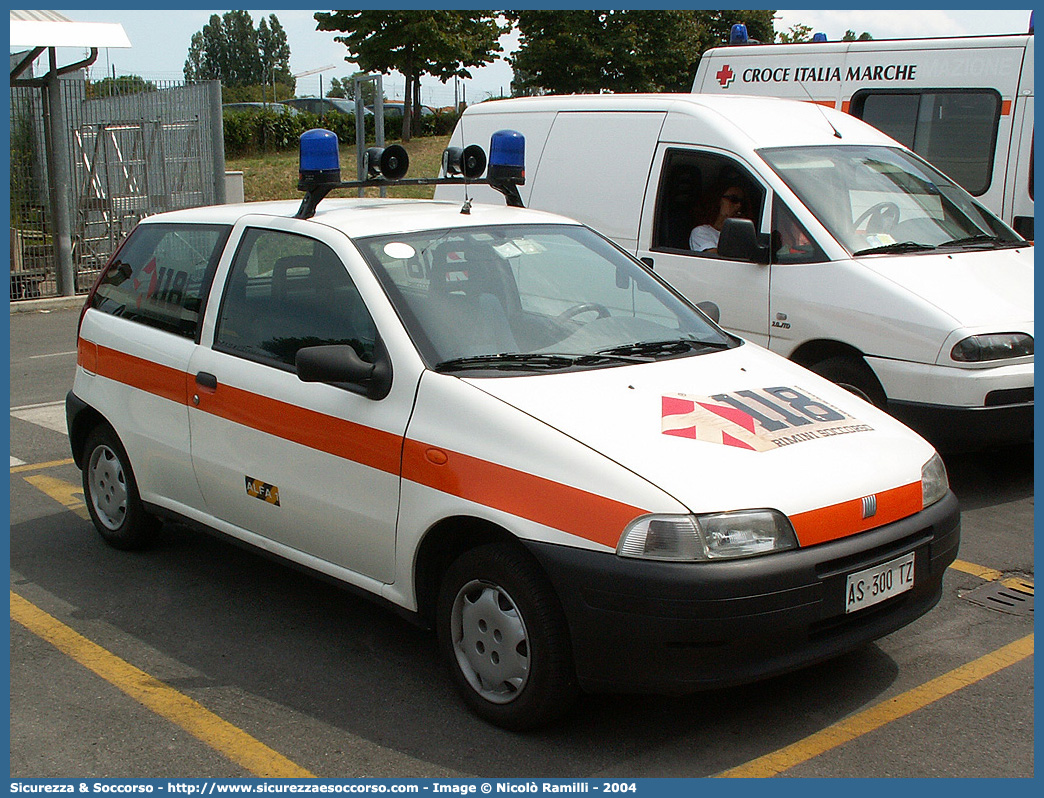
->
759;145;1021;256
356;224;737;373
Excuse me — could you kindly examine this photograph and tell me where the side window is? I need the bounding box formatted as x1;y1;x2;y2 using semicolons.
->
771;196;826;265
91;223;230;339
852;89;1002;196
214;228;378;370
652;150;765;256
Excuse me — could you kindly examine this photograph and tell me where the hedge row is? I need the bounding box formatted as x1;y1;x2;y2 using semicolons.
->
223;107;461;157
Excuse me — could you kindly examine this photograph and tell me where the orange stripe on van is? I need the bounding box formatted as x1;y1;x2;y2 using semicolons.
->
841;100;851;114
77;338;98;374
402;439;646;549
790;482;922;547
1001;100;1012;115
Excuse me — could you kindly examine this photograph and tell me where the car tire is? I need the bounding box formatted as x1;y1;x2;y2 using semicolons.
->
810;355;887;408
436;542;578;730
81;425;159;550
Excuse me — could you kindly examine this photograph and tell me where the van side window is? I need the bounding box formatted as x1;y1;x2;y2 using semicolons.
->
214;228;377;370
652;150;765;257
851;89;1002;196
771;196;826;264
91;223;231;340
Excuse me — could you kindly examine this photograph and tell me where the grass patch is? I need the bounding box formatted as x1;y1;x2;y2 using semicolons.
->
227;135;452;202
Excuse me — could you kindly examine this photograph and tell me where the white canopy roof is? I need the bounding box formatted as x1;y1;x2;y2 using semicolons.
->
10;10;131;49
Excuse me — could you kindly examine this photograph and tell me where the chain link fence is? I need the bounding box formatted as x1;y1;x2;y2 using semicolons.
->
9;74;224;301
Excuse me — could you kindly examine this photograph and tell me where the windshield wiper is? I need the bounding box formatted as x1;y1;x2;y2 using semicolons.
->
435;350;654;373
436;353;577;372
597;338;731;359
938;234;1018;250
852;241;937;256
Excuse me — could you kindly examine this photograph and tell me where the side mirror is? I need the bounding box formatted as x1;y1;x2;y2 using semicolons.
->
718;218;770;264
296;343;392;400
695;301;720;324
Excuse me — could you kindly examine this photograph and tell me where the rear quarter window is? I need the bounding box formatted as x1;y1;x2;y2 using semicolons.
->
91;223;231;339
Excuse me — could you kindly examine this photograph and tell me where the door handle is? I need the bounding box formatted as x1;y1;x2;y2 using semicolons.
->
640;257;654;270
195;371;218;390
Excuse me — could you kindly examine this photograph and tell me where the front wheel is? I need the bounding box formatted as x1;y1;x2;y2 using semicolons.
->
810;355;887;408
436;543;577;730
81;425;159;550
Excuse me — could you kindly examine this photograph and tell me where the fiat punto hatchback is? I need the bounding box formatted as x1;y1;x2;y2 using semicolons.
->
68;131;960;730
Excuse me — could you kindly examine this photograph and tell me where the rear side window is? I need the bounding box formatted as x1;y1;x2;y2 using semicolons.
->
91;223;231;339
851;89;1001;195
214;228;377;370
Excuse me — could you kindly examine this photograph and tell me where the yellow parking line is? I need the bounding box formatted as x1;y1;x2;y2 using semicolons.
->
23;474;89;520
10;591;315;778
716;633;1033;778
949;559;1004;582
10;457;76;474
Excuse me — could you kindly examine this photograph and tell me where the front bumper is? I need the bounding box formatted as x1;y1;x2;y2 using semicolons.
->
889;398;1032;450
524;491;960;694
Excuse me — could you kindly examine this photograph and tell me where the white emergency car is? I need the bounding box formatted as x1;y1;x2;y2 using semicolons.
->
68;130;959;730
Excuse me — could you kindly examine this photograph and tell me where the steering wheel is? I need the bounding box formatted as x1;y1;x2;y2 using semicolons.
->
556;302;611;322
854;202;900;234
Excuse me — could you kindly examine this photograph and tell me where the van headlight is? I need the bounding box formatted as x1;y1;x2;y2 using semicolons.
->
617;510;798;561
950;333;1032;362
921;452;949;509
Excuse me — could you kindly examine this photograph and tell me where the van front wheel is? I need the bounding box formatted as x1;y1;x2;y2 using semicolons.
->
810;355;886;408
436;543;577;730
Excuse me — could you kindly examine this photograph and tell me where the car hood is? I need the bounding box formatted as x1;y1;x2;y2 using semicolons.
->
853;246;1034;331
465;345;937;546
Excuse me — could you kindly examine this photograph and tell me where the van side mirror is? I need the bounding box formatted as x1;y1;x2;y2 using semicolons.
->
296;343;392;400
718;218;770;264
695;301;720;324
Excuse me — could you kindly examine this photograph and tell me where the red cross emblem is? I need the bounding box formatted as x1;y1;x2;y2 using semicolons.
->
715;64;735;89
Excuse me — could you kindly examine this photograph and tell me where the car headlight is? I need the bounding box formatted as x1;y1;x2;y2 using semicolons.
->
617;510;798;561
950;333;1033;362
921;452;949;509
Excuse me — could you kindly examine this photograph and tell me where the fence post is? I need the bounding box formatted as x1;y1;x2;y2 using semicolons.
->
45;50;75;296
208;80;226;205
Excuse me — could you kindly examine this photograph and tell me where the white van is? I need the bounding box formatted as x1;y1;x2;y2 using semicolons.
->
437;94;1034;449
691;32;1035;238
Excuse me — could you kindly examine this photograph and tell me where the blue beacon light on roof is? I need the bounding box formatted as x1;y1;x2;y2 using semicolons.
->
488;129;525;184
299;128;340;190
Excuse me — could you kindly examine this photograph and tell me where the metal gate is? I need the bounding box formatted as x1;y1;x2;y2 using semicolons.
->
9;75;224;300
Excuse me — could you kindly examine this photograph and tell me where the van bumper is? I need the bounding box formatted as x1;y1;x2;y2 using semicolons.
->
523;492;960;694
888;398;1033;450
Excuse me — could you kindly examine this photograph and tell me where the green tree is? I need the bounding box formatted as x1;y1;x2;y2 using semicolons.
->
842;29;874;41
314;10;506;140
778;23;813;43
184;11;293;94
508;10;775;96
87;74;158;98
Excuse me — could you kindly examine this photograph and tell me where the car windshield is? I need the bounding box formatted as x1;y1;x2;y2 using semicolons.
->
759;145;1021;256
356;224;736;373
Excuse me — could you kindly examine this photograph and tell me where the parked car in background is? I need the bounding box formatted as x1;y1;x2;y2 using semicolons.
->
222;102;299;116
281;97;368;117
372;101;436;118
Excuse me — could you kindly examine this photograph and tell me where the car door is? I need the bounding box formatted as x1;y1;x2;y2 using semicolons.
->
638;145;771;346
187;220;416;584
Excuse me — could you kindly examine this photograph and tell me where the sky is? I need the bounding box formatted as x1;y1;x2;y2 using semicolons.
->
25;8;1038;106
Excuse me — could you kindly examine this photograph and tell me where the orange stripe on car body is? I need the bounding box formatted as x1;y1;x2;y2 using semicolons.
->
196;380;403;477
93;344;188;406
401;439;646;549
82;341;647;547
791;482;922;547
